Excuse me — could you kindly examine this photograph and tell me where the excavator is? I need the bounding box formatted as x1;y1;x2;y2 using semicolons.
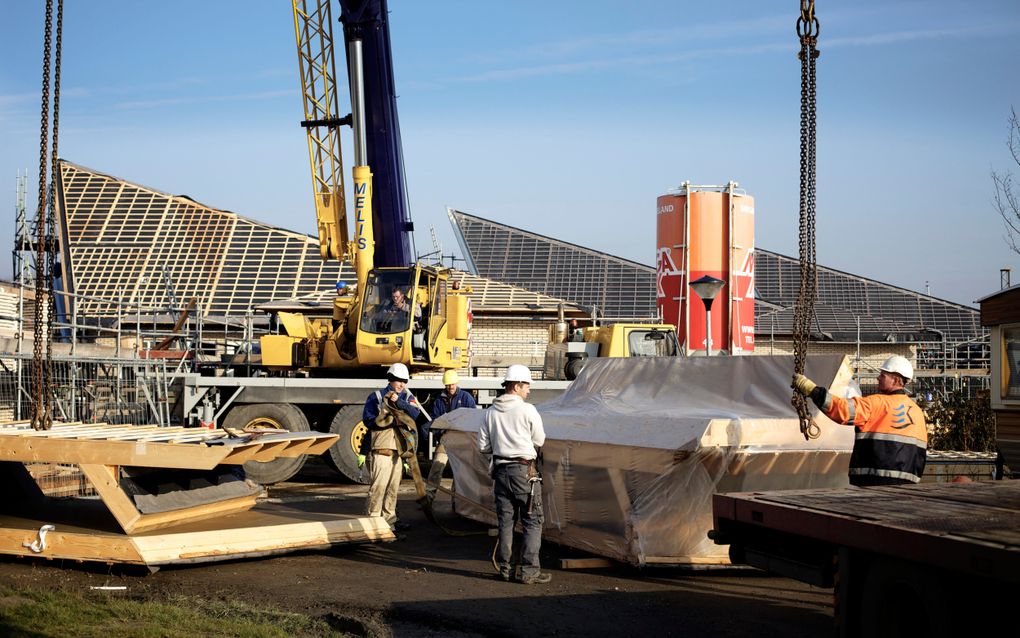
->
260;0;470;375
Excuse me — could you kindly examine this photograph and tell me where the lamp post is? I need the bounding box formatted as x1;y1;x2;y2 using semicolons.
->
689;275;726;356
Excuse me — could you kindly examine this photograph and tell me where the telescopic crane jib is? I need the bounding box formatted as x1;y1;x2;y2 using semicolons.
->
264;1;471;374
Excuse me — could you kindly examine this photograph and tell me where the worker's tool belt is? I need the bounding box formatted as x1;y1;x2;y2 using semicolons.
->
373;449;395;457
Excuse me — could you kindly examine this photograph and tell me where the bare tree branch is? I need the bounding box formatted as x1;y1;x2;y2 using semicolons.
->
993;106;1020;255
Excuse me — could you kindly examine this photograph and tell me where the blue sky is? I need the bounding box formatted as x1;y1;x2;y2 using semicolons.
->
2;0;1018;307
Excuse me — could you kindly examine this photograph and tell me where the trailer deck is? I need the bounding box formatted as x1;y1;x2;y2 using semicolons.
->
712;480;1020;586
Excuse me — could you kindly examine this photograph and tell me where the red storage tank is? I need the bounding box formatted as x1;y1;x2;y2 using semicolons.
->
656;182;754;355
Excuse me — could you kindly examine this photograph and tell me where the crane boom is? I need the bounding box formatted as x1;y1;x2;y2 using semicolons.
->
339;0;413;268
292;0;348;261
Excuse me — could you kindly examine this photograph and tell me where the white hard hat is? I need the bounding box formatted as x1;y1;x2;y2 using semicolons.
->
387;362;410;381
503;364;533;384
880;355;913;381
442;369;460;385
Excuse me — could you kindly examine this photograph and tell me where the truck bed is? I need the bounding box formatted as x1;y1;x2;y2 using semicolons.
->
712;480;1020;585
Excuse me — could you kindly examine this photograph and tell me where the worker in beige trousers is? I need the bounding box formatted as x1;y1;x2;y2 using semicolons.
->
362;362;421;531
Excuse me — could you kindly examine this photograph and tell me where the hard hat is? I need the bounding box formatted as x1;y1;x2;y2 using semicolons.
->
880;355;913;381
503;364;533;384
387;362;410;381
443;370;460;385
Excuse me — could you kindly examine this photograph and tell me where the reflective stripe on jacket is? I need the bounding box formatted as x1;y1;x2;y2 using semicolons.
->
821;390;928;484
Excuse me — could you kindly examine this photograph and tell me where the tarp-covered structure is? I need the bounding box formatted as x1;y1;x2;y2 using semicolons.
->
436;355;856;565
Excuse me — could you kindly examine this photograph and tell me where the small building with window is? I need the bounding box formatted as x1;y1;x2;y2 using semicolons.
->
978;284;1020;469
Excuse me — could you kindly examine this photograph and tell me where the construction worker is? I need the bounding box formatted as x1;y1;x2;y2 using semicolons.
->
362;362;421;530
424;369;477;501
478;364;551;584
793;355;927;486
374;287;421;333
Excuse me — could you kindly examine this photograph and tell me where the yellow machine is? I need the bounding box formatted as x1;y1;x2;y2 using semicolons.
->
261;1;469;374
544;322;681;380
262;264;470;370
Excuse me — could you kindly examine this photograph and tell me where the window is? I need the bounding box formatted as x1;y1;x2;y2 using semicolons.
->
628;329;679;357
1005;325;1020;399
360;269;416;335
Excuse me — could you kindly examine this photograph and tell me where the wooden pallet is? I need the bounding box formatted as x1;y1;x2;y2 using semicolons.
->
0;421;395;566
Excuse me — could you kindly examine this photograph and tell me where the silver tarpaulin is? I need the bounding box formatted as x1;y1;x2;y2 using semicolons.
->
435;355;855;565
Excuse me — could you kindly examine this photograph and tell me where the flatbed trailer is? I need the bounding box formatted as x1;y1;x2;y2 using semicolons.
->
172;372;570;484
710;480;1019;637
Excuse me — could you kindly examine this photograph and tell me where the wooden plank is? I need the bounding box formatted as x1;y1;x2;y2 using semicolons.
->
0;427;336;469
78;463;259;534
558;557;616;569
218;445;265;465
131;513;395;564
273;438;316;458
125;494;259;535
0;509;394;566
248;441;291;462
301;433;341;455
643;556;733;565
41;427;167;440
1;436;229;470
0;520;144;564
0;422;96;437
78;464;141;533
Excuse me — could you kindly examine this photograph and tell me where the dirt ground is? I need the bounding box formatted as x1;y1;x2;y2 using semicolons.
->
0;460;835;637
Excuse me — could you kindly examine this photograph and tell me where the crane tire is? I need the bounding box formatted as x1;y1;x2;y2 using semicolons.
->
222;403;310;485
325;405;370;485
564;356;587;380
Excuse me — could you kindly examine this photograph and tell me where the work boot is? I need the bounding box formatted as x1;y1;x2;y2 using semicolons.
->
495;570;512;582
519;572;552;585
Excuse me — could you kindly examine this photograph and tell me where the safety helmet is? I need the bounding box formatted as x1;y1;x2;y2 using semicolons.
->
503;364;533;384
442;370;460;386
880;355;913;381
387;362;410;382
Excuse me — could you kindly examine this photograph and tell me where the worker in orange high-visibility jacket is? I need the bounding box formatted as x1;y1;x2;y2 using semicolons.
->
793;355;927;486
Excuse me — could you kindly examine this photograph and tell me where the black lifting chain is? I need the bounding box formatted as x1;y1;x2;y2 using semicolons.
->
792;1;821;440
30;0;62;431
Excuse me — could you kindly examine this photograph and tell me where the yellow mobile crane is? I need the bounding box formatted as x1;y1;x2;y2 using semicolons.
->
260;0;470;374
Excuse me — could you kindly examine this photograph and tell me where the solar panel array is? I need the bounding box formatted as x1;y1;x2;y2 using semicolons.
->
448;209;982;341
58;161;349;317
449;209;654;321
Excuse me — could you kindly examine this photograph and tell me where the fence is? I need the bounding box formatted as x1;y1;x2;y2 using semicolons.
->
0;353;173;426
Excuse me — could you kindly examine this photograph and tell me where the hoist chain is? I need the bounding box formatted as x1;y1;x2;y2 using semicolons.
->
46;0;63;414
31;0;55;431
792;1;821;440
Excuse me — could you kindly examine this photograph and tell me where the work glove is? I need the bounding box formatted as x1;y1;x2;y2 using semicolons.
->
403;461;411;474
357;454;366;468
792;374;817;397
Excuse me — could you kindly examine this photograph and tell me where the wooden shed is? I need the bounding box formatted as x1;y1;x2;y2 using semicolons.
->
978;284;1020;472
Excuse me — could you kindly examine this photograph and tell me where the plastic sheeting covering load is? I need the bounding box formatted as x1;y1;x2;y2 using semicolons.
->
435;354;856;566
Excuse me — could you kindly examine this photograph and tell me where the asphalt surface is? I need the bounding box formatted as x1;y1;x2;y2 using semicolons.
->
0;461;835;637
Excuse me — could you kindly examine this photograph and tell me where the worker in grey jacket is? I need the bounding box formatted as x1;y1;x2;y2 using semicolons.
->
478;364;551;584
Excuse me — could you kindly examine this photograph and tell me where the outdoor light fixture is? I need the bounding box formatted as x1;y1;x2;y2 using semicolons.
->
690;275;726;356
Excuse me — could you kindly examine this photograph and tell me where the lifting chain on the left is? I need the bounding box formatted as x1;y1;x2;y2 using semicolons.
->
792;0;821;440
30;0;63;431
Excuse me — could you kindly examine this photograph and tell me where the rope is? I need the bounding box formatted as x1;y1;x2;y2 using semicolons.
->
792;1;821;440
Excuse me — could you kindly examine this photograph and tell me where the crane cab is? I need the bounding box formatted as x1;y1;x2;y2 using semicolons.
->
260;264;469;373
355;265;468;369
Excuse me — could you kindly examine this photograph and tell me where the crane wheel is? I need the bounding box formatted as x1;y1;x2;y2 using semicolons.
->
564;356;587;380
324;405;371;485
222;403;310;485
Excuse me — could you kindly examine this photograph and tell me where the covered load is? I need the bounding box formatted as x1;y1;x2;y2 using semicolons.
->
435;355;856;565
